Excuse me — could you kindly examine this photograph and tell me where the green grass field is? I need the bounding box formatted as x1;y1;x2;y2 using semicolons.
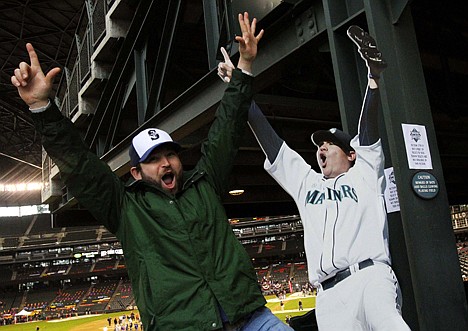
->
0;310;136;331
0;294;315;330
265;293;315;324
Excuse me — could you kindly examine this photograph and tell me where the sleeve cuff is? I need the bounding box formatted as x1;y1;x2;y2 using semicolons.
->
30;100;64;123
239;68;253;76
29;100;51;113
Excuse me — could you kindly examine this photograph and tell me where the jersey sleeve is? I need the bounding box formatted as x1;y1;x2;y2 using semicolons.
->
264;142;316;201
351;136;385;193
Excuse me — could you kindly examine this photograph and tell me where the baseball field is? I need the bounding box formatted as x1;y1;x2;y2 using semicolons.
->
0;294;315;330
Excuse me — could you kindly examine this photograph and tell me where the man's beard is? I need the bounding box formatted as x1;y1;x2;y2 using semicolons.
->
140;172;159;187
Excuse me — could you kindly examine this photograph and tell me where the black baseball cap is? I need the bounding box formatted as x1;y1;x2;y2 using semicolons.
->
311;128;354;153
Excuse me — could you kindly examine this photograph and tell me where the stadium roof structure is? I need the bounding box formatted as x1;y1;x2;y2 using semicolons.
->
0;0;83;206
0;0;467;218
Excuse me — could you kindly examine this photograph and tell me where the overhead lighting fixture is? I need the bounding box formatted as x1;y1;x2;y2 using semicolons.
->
229;189;245;196
0;182;42;192
228;176;244;196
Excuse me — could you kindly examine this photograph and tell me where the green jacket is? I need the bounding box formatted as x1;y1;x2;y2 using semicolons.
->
32;69;266;330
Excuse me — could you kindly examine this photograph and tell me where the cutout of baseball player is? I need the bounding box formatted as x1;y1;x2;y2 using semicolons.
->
218;26;411;330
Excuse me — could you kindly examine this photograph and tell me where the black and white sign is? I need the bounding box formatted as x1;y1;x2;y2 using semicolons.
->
402;124;433;169
411;171;439;199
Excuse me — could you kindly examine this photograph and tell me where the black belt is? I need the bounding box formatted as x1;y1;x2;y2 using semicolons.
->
321;259;374;291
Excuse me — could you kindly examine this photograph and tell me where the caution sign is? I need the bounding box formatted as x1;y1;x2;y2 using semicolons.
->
411;171;439;199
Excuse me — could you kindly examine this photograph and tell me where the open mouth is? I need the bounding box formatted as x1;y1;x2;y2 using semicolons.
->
320;154;327;167
162;173;175;187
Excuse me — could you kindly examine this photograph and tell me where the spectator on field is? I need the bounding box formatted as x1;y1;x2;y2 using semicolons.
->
12;11;293;331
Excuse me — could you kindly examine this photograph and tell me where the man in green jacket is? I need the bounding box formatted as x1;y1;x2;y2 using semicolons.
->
12;12;292;331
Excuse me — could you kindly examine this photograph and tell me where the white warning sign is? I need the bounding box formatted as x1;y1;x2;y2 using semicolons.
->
401;123;433;170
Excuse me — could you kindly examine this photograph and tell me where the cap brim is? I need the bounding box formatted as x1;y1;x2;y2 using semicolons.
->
311;130;337;147
139;141;181;163
311;130;353;153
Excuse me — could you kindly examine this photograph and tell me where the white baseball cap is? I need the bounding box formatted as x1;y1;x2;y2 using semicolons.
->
129;128;181;166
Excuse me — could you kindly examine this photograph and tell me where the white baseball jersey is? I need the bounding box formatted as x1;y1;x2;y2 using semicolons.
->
265;136;391;284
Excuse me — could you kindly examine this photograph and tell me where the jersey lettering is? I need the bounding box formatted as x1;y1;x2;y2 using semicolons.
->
305;190;325;204
306;185;358;204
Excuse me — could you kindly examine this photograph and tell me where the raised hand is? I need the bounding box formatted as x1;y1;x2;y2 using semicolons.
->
217;47;235;83
235;12;264;73
347;26;387;80
11;43;61;109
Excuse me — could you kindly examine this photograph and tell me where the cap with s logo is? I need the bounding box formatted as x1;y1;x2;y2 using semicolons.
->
129;128;181;166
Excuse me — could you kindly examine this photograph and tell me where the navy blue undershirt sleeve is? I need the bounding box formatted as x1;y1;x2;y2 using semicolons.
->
358;86;380;146
248;101;284;164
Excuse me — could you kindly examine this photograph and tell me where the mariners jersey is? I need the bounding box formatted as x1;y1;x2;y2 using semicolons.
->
265;136;391;284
